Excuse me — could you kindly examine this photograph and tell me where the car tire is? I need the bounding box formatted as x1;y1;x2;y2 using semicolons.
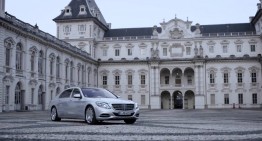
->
51;107;61;121
85;106;97;125
124;119;136;124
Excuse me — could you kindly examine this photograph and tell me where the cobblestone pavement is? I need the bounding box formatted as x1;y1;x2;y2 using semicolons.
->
0;109;262;141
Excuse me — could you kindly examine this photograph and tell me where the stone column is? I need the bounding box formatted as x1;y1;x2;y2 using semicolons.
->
150;62;161;109
0;0;5;18
194;61;205;109
0;26;4;112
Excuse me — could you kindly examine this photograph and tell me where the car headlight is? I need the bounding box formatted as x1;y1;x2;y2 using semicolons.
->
96;102;111;109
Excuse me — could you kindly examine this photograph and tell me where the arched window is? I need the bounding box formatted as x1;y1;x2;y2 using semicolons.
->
65;59;69;82
82;65;85;84
30;50;36;72
38;85;43;105
56;57;60;78
16;43;23;71
70;61;74;82
251;70;257;83
77;64;81;83
38;51;44;76
210;71;215;84
4;39;13;73
15;82;22;105
237;70;243;83
5;42;11;67
49;54;55;76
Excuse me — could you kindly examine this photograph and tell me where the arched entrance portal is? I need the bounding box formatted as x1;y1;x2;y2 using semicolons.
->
161;91;171;109
38;85;45;110
173;91;183;109
15;82;24;111
184;90;195;109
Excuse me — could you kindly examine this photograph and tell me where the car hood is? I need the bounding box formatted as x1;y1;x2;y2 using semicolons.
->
92;98;135;105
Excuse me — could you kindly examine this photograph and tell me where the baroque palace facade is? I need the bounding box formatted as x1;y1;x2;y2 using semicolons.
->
0;0;262;112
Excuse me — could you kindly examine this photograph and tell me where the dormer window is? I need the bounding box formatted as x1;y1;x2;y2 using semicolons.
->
79;5;87;15
64;6;72;16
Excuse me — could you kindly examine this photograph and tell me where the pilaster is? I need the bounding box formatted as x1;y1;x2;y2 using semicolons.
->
0;26;5;112
0;0;5;18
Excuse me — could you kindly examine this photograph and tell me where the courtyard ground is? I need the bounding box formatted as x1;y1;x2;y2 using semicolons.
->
0;109;261;141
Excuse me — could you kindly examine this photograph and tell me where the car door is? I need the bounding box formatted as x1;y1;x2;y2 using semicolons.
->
69;88;87;119
57;89;73;117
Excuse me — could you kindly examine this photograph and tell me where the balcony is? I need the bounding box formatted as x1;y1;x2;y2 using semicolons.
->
160;84;195;89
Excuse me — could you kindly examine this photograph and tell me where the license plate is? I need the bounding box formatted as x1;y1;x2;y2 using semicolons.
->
119;111;131;116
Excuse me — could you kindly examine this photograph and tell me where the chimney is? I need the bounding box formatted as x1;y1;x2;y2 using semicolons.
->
0;0;5;18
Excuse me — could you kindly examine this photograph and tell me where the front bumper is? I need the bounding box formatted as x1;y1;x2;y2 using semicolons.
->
94;106;140;121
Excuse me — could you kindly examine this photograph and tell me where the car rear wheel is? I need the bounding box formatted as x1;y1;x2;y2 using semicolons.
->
124;119;136;124
51;107;61;121
85;106;97;125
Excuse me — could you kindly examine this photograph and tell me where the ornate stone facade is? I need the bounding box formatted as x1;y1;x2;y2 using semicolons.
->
0;0;262;112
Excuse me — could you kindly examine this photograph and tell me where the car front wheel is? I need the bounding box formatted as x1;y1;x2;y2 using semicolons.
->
124;119;136;124
85;106;97;125
50;107;61;121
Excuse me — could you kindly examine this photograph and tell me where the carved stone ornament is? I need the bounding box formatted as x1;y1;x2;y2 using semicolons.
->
170;28;184;39
29;79;38;86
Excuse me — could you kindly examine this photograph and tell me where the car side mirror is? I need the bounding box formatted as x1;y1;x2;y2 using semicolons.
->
73;94;82;99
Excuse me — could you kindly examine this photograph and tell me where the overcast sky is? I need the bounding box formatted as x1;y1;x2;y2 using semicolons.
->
5;0;259;36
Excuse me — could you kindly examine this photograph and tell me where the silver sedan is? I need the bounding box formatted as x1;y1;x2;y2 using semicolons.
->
49;87;139;124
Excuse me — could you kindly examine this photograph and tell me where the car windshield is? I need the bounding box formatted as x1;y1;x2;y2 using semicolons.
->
81;88;117;98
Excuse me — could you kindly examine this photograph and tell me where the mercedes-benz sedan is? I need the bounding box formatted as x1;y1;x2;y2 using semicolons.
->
49;87;139;124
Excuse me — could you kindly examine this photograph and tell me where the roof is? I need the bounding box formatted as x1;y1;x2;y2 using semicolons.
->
194;23;255;33
104;23;255;37
53;0;108;29
104;27;162;37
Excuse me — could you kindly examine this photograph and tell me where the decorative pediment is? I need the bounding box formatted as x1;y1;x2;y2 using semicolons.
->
3;75;14;84
4;37;15;47
139;43;147;47
113;44;121;48
220;67;232;72
112;69;122;74
234;39;244;44
207;67;218;72
235;88;247;93
220;40;230;45
126;43;134;48
161;42;169;47
169;28;184;39
159;17;196;39
138;69;148;73
206;40;216;45
29;79;38;86
184;41;193;46
101;44;109;49
248;66;260;72
99;69;110;75
234;66;245;72
249;39;257;44
125;69;135;74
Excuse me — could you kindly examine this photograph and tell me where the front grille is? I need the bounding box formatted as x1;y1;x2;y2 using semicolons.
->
112;104;134;111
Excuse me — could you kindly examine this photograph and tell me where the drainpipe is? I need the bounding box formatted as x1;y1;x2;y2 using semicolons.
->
45;46;49;110
204;60;207;109
147;60;151;109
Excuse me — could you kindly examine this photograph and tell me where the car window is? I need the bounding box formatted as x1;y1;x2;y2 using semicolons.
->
82;88;117;98
71;88;81;97
59;89;73;98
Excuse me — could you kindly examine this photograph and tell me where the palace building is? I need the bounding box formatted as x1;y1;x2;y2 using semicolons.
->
0;0;262;112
